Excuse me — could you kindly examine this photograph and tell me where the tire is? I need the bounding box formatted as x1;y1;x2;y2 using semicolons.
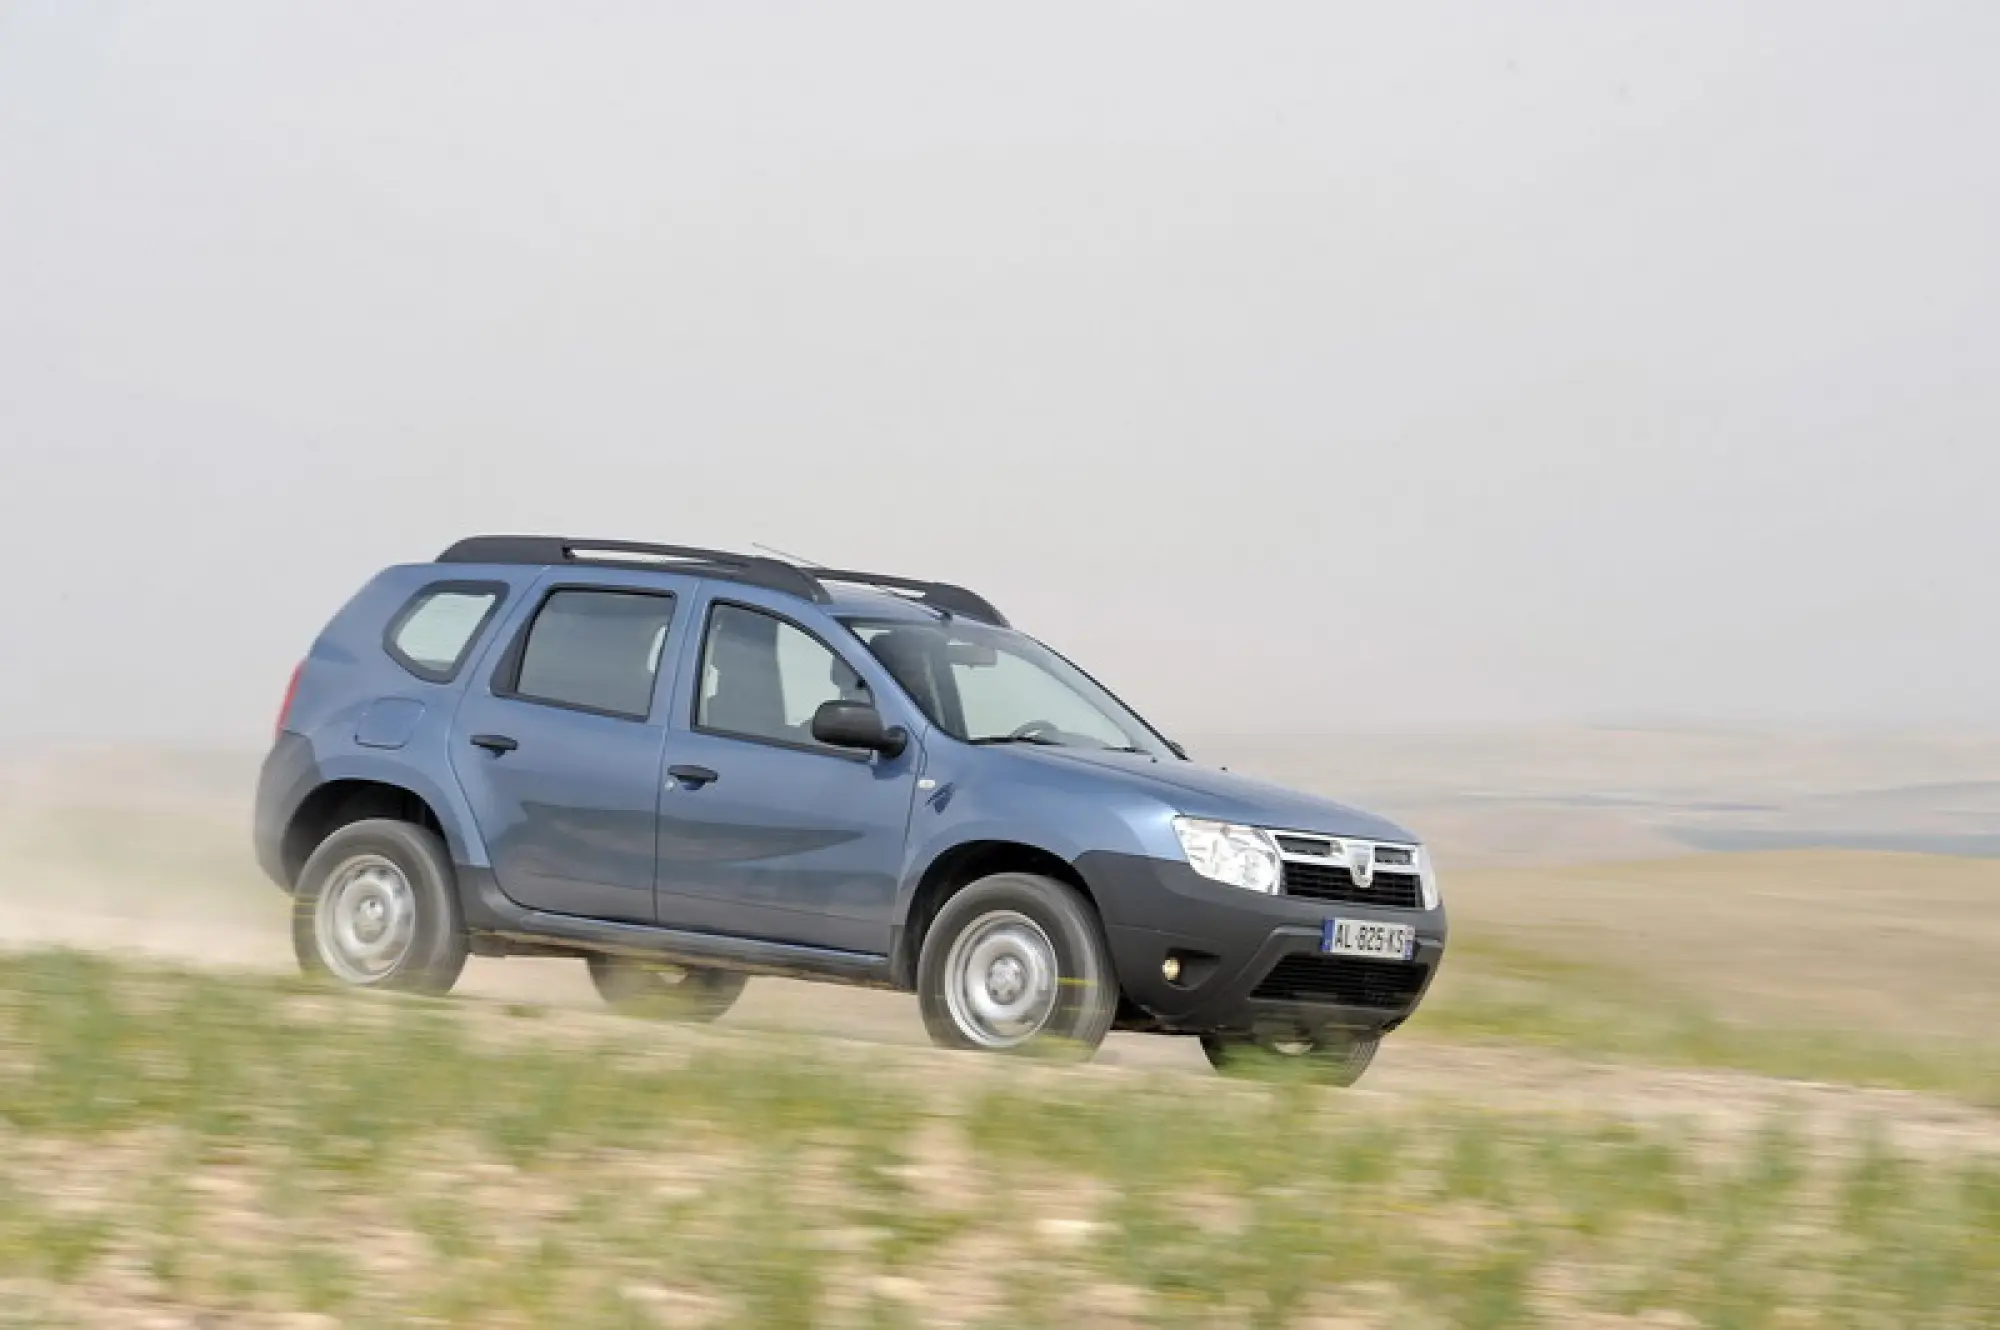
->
1199;1030;1381;1086
585;954;747;1022
916;871;1118;1057
291;818;468;995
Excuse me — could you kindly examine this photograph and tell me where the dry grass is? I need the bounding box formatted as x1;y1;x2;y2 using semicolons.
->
4;741;2000;1323
1434;850;2000;1043
11;740;2000;1320
2;950;1997;1328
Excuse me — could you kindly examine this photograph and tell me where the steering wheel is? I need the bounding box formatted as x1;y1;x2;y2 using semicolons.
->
1008;719;1062;743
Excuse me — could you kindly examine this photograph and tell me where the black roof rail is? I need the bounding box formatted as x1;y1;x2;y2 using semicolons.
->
435;535;829;604
809;569;1009;628
433;535;1008;627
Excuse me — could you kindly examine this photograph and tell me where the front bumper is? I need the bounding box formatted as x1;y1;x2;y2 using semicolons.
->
1073;850;1449;1037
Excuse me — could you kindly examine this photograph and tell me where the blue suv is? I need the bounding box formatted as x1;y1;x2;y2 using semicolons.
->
255;536;1448;1081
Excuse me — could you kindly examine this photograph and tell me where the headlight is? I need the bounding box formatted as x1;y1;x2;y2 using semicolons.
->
1416;844;1442;909
1172;817;1282;893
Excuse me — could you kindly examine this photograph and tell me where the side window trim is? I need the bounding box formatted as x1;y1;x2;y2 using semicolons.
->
382;580;510;684
689;596;876;761
489;583;679;723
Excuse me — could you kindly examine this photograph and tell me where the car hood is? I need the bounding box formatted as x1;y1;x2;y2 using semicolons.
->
1016;746;1418;843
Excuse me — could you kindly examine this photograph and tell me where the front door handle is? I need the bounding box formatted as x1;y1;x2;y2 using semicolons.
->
470;733;519;755
667;764;719;788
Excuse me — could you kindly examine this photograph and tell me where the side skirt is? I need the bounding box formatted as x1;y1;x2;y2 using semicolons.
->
456;867;900;990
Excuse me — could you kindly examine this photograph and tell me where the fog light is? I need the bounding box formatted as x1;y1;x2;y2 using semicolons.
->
1161;957;1182;982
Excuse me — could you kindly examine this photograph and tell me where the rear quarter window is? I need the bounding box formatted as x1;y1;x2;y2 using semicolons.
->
384;582;506;682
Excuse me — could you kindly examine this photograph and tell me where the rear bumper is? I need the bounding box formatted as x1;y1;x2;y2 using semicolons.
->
1073;850;1449;1037
252;731;318;891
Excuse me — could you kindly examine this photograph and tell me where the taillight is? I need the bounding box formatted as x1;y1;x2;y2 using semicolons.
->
275;660;304;740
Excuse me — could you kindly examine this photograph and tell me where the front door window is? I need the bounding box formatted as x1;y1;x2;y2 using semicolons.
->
696;603;870;749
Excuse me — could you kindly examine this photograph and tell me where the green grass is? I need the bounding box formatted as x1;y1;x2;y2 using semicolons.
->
1409;933;2000;1108
1;950;1996;1326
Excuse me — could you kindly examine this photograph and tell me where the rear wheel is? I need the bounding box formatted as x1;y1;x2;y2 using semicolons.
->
292;818;468;995
916;871;1118;1057
585;954;747;1022
1200;1030;1381;1086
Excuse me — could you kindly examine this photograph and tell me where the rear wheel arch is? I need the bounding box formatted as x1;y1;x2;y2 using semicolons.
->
281;778;449;889
894;839;1102;989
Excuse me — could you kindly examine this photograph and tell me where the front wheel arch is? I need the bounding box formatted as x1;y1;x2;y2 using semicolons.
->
894;839;1103;990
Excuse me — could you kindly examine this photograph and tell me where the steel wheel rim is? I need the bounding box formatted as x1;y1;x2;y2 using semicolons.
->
314;853;418;984
942;910;1060;1049
625;962;697;998
1262;1031;1361;1059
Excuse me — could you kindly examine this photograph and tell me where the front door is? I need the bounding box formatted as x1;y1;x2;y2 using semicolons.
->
449;579;688;923
652;594;921;954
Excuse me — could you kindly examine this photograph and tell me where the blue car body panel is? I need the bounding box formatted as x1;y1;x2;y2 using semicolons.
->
646;581;929;954
443;565;694;924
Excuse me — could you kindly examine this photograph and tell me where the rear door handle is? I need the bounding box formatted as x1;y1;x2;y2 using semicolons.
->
667;764;719;788
470;733;519;755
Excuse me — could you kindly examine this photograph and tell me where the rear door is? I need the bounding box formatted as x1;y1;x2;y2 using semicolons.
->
448;570;695;923
650;588;925;954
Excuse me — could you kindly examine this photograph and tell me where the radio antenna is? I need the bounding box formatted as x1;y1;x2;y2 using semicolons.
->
751;542;828;569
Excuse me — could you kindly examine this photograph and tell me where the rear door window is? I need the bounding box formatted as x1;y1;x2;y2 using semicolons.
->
503;589;677;719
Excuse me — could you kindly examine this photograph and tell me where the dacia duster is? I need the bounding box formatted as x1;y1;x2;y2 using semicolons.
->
254;536;1448;1081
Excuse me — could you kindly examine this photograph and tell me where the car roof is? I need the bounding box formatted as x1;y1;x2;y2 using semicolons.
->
431;534;1010;628
822;584;964;624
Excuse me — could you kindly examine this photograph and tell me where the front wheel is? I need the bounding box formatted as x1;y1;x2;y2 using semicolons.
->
585;954;747;1022
1200;1030;1381;1086
916;872;1119;1057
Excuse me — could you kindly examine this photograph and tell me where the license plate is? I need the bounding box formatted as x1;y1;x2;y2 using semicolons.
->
1322;918;1416;960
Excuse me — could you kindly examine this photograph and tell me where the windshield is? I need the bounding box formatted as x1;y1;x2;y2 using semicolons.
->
843;617;1175;757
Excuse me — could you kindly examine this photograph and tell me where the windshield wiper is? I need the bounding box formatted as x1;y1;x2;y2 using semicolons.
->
971;735;1153;754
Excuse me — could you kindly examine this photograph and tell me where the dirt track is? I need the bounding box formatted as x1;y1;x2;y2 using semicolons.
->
6;883;1998;1162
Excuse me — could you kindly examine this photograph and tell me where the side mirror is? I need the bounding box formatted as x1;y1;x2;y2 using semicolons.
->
811;699;908;758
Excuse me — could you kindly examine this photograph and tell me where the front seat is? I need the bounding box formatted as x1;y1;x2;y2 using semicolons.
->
828;654;872;705
701;620;788;738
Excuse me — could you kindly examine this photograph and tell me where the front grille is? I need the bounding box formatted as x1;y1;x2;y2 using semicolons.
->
1282;863;1423;908
1251;956;1429;1009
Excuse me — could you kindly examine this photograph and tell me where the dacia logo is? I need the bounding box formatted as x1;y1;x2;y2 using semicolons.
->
1347;841;1375;887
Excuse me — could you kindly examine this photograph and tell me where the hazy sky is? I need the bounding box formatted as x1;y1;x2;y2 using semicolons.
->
2;2;1996;745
